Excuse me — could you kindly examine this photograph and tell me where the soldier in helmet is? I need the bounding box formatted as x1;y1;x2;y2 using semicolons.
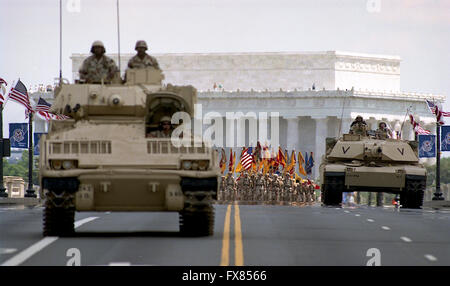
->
219;176;226;202
79;41;119;83
350;115;368;135
128;40;160;70
262;173;271;203
376;121;392;139
225;173;236;201
295;180;303;204
254;172;265;203
282;173;294;203
149;116;174;138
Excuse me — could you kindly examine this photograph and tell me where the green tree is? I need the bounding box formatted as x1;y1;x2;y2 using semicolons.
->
3;150;39;186
425;157;450;187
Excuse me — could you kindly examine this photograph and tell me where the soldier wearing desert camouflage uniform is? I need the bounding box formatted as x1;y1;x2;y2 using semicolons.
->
262;173;271;203
236;174;244;201
225;173;236;201
294;180;303;203
242;172;252;202
254;172;265;202
309;183;316;202
79;41;119;84
281;174;293;203
273;174;282;203
127;40;160;70
218;176;226;202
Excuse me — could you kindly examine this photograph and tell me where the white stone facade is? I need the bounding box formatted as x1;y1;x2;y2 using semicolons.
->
68;51;445;179
71;51;401;92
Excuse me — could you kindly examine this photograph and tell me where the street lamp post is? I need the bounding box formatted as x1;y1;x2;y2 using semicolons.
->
432;123;444;201
24;113;36;198
0;104;7;197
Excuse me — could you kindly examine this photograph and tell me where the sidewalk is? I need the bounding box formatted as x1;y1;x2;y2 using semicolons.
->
0;197;42;206
423;200;450;210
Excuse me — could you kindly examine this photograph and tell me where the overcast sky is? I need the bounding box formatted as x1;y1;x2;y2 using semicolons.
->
1;0;449;136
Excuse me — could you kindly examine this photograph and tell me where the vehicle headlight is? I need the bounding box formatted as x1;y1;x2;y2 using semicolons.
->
198;160;209;171
51;160;62;170
182;160;192;170
62;160;74;170
191;161;199;170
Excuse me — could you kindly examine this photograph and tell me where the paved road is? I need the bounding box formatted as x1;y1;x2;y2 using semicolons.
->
1;203;449;266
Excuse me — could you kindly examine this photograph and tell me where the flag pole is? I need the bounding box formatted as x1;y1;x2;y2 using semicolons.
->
432;121;443;200
0;103;7;197
24;112;36;198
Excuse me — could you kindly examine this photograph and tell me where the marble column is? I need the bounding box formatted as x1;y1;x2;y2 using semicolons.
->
314;117;329;179
339;118;353;136
366;117;378;131
285;116;299;150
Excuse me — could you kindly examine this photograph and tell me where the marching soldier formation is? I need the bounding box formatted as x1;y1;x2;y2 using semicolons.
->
217;171;317;205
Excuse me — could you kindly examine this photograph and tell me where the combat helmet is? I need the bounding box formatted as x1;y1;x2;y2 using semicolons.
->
135;40;148;50
160;116;171;123
90;40;105;53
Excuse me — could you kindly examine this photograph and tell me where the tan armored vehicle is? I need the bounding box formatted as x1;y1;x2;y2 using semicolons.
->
39;68;220;236
319;124;426;209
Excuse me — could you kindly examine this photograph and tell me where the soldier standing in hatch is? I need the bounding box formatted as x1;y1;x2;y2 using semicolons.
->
79;41;119;83
128;40;160;69
376;121;392;139
149;116;174;138
349;115;368;135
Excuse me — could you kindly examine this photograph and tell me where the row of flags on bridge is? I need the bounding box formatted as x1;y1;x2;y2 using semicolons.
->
0;78;68;121
219;142;315;179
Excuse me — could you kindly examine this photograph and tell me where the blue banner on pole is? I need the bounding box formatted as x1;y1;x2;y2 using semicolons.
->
34;133;46;155
418;134;436;158
9;123;28;149
441;126;450;151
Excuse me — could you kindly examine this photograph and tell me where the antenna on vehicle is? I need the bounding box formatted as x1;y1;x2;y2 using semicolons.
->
337;88;350;137
116;0;121;74
399;105;412;140
59;0;63;85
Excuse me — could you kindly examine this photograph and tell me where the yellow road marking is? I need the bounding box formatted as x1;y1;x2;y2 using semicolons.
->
234;203;244;266
220;204;232;266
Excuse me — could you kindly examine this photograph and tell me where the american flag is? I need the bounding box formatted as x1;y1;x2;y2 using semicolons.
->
8;80;32;113
409;114;431;135
35;97;70;121
240;147;254;170
425;99;446;125
0;78;6;104
35;97;53;120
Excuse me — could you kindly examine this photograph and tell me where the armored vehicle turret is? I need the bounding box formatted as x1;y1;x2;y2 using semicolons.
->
319;127;426;209
39;68;220;236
